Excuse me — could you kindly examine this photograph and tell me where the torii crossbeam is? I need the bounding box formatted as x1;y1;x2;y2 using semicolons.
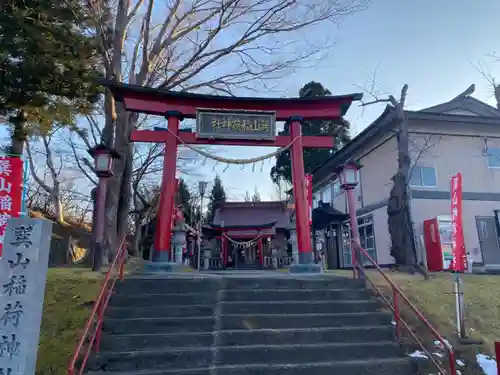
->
105;81;362;267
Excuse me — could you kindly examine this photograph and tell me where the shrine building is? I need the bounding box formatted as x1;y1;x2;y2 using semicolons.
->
202;201;294;270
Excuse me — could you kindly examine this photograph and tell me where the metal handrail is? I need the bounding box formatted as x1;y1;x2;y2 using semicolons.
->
67;238;127;375
351;240;457;375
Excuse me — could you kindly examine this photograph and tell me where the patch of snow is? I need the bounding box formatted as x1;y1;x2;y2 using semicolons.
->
409;350;428;359
476;353;497;375
432;352;444;358
456;370;461;375
391;320;396;326
456;359;465;367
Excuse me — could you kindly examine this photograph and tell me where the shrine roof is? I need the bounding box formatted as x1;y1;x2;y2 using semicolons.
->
212;201;292;229
104;80;361;107
207;221;277;230
101;80;363;120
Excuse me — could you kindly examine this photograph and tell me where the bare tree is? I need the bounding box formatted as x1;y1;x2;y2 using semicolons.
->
25;176;93;226
25;130;69;224
471;59;500;109
78;0;369;258
360;85;417;269
271;179;291;201
360;78;450;273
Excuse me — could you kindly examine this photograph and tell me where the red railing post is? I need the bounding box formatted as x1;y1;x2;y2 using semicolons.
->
67;237;127;375
447;347;457;375
350;242;457;375
495;341;500;375
392;288;401;339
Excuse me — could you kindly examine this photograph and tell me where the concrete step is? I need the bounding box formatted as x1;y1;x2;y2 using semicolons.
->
88;347;212;372
115;279;220;295
216;341;404;365
222;288;372;301
217;358;417;375
85;358;417;375
219;312;392;330
218;326;395;346
100;332;213;352
89;342;405;372
102;316;214;335
109;292;217;307
105;304;214;319
220;300;379;315
100;325;394;352
222;277;365;290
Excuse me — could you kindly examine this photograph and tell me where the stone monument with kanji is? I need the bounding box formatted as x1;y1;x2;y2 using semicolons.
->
0;218;53;375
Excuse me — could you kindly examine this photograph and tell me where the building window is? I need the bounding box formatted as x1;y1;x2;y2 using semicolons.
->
410;166;437;187
321;184;332;205
332;180;342;197
341;215;376;267
487;147;500;168
313;193;319;208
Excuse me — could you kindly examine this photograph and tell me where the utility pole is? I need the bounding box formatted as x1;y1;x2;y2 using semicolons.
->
197;181;208;270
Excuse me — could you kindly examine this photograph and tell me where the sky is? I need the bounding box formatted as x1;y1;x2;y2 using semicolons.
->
5;0;500;203
183;0;500;201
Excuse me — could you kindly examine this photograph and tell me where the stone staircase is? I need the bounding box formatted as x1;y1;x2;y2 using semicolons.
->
87;274;417;375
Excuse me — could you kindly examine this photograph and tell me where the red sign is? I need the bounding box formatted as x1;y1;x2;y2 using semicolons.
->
0;157;24;256
450;172;467;272
305;174;313;226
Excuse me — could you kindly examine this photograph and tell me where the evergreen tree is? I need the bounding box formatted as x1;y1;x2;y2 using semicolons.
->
176;179;195;226
207;175;227;222
0;0;102;154
244;191;251;202
251;187;261;202
270;81;351;184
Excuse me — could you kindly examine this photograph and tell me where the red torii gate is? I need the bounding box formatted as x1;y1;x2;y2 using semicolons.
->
105;81;361;265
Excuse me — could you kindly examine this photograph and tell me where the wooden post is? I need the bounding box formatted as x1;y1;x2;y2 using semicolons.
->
289;119;313;264
153;112;181;261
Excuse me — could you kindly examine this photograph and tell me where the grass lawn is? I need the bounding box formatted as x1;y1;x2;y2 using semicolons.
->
333;270;500;354
37;268;103;375
370;271;500;354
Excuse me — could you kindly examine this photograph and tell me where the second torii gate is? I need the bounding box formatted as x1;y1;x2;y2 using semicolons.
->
105;81;362;266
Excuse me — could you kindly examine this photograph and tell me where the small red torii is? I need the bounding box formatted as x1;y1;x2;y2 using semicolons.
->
105;81;361;266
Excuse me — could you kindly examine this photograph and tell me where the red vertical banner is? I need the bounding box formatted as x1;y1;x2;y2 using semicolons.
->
450;172;467;272
0;157;24;256
305;174;313;227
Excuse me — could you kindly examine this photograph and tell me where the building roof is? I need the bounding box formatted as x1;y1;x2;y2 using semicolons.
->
312;203;348;229
212;201;292;229
420;85;500;117
312;86;500;187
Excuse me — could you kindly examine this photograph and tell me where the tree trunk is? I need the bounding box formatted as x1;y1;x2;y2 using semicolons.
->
102;109;135;261
9;111;28;155
132;214;143;257
387;100;417;271
387;173;415;268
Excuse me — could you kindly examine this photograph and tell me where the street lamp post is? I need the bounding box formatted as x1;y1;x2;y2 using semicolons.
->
197;181;208;270
89;144;120;272
338;160;363;279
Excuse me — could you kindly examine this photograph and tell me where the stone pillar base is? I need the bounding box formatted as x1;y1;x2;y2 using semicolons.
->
289;263;322;274
152;250;171;263
143;261;185;273
174;247;183;265
289;251;322;273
